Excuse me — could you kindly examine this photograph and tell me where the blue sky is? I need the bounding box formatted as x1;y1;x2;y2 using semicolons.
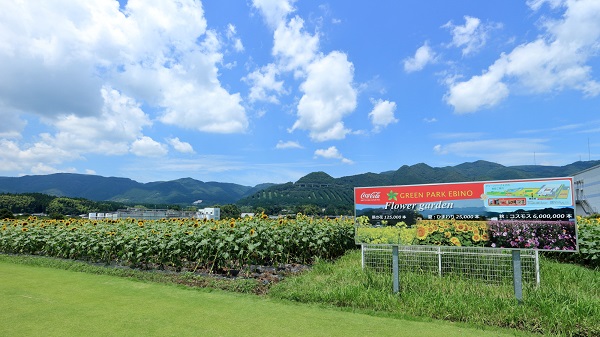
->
1;0;599;186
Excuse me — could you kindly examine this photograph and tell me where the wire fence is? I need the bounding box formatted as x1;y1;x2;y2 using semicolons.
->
361;244;540;285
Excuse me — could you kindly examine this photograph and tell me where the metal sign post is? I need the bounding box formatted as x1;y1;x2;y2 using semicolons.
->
512;250;523;304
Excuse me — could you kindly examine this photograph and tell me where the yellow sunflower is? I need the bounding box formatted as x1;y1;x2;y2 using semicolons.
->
416;226;428;240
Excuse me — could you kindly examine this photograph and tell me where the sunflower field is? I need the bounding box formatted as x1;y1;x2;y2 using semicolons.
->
545;215;600;268
0;214;356;272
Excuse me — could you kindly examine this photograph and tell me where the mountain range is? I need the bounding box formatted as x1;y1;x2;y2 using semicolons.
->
1;160;598;208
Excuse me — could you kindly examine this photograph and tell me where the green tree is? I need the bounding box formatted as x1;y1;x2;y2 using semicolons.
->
0;208;15;219
0;194;35;213
298;204;320;216
46;198;89;216
49;212;66;220
218;204;240;219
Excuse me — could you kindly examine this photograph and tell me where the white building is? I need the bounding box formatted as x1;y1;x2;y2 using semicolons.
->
88;212;118;220
196;207;220;220
573;164;600;216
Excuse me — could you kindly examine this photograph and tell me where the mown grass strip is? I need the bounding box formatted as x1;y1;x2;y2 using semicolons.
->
0;259;526;337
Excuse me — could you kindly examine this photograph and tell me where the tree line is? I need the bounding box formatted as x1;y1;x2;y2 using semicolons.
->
0;193;352;219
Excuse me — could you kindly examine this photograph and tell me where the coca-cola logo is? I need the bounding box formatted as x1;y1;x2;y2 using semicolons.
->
360;192;381;200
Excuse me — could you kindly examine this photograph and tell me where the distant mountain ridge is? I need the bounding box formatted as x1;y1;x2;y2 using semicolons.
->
0;174;271;205
236;160;600;210
0;160;598;207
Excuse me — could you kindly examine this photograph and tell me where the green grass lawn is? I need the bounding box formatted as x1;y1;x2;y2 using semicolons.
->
0;259;528;337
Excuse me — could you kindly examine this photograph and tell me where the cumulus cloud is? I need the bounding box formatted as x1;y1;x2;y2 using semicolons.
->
252;0;297;28
130;136;168;157
0;106;27;138
50;87;152;155
250;0;358;143
0;139;81;174
444;62;509;113
0;0;248;132
368;99;398;132
314;146;353;164
244;63;285;103
167;137;195;154
272;16;320;75
0;86;152;174
445;0;600;113
292;52;357;141
0;0;251;174
443;16;498;56
404;43;437;72
276;140;303;149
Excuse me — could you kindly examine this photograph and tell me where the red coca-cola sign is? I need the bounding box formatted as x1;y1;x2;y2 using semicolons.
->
358;191;382;202
360;192;381;199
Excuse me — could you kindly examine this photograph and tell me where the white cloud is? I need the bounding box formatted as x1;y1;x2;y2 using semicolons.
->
0;0;249;133
432;132;487;140
167;137;195;154
445;0;600;112
244;63;285;103
404;43;437;73
50;87;152;155
444;62;509;113
252;0;297;28
276;140;303;149
0;86;152;175
423;118;438;123
0;0;251;176
368;99;398;132
0;105;27;138
272;16;320;75
314;146;353;164
130;136;168;157
443;16;497;56
226;24;244;52
31;164;77;175
433;138;551;165
527;0;565;11
250;2;359;144
0;138;81;174
292;51;357;141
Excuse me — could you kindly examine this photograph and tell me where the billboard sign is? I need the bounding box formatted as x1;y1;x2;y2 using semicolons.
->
354;177;577;251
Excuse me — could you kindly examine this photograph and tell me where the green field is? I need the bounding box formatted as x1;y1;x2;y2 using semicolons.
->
0;259;528;337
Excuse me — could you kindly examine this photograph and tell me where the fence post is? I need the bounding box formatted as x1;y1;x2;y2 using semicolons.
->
535;250;540;288
361;244;365;269
437;246;442;277
392;245;399;293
